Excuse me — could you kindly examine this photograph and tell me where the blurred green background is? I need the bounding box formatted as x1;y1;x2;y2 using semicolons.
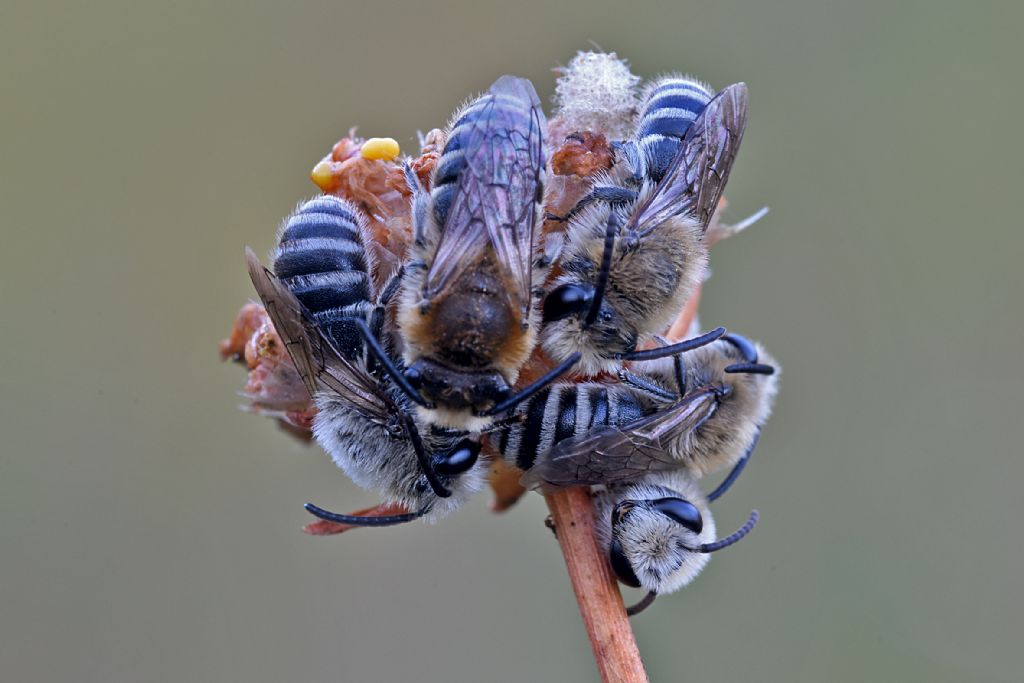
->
2;1;1021;681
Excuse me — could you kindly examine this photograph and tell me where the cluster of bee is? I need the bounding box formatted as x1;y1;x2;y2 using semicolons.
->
239;53;778;615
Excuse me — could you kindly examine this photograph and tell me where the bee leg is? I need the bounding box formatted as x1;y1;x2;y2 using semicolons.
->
617;370;677;401
352;318;432;408
615;326;727;362
707;430;760;502
483;351;582;416
375;265;405;307
564;184;639;224
625;591;658;617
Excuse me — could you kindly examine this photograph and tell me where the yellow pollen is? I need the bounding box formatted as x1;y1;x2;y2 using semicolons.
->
360;137;400;161
310;160;334;192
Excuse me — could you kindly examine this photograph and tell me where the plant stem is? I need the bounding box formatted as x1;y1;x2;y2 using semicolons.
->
545;487;649;683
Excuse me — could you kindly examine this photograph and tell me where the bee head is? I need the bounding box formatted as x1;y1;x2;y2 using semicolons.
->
407;357;510;413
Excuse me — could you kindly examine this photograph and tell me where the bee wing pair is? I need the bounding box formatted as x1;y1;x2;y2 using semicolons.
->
631;82;749;236
245;248;399;429
423;76;546;321
521;387;721;489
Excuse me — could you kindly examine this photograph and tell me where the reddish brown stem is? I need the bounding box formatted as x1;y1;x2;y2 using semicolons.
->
545;487;649;683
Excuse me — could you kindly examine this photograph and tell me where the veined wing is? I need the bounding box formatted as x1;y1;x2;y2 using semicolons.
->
521;387;720;489
245;247;397;427
632;82;749;236
423;75;546;320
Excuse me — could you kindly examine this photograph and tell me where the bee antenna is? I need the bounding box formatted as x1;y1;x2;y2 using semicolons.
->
721;333;759;363
699;510;759;553
402;413;453;498
484;352;582;416
352;318;432;408
626;591;658;617
304;502;425;527
615;327;726;362
708;431;760;502
724;362;775;375
584;212;619;325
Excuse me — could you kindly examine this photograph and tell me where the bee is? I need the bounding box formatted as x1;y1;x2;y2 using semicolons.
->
594;468;760;615
246;195;487;527
518;333;778;488
541;80;750;375
348;75;580;433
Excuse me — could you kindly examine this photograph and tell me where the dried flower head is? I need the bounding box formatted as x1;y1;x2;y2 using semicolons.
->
552;51;641;141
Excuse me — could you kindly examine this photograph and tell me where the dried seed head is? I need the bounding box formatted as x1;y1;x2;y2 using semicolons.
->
552;51;641;140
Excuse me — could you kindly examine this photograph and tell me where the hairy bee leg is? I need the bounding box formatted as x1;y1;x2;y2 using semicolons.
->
707;430;760;503
304;502;425;527
352;318;432;408
483;351;583;416
698;510;759;553
625;591;658;617
615;326;727;362
617;370;677;401
563;184;640;224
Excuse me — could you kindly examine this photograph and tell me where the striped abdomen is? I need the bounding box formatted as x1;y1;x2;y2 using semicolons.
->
429;90;540;227
272;196;376;359
635;76;714;181
497;383;645;471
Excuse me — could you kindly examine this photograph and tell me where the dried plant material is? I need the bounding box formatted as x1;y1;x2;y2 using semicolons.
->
303;502;412;536
551;131;614;177
220;302;316;435
551;51;641;142
486;457;527;512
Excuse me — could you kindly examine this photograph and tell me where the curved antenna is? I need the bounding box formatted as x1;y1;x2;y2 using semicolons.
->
707;431;760;502
353;318;432;408
615;326;726;362
304;502;425;527
483;352;582;416
724;362;775;375
584;212;620;326
720;332;759;363
698;510;759;553
402;413;452;498
626;591;658;617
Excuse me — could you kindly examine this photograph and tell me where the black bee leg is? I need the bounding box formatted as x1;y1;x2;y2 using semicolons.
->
615;327;727;362
352;318;432;408
707;430;760;503
483;352;583;416
626;591;658;617
304;503;426;527
401;413;452;498
564;184;639;225
617;370;677;401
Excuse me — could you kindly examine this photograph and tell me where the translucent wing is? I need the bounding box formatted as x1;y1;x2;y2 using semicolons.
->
423;76;546;320
520;388;720;489
631;82;749;236
245;248;398;427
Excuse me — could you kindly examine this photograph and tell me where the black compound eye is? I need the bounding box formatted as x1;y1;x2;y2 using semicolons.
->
652;498;703;534
434;439;480;476
543;284;593;323
609;539;642;588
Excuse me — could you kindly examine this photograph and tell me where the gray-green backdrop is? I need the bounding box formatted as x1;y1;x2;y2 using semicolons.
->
2;1;1021;681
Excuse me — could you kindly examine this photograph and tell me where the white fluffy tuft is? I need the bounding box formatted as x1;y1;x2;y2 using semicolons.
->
553;51;641;139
